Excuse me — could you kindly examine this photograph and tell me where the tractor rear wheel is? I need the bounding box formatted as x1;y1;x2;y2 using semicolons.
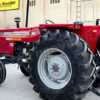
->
29;30;95;100
93;49;100;88
0;61;6;84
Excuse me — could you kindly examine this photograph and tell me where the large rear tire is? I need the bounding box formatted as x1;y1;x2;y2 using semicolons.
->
93;49;100;88
29;30;95;100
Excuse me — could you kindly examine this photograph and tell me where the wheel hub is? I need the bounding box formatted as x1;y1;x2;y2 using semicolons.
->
48;55;69;80
52;63;59;72
38;48;72;89
50;63;60;76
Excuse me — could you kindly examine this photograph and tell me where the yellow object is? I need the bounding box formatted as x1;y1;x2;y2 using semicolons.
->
25;53;29;57
0;0;19;11
93;30;97;33
12;38;21;41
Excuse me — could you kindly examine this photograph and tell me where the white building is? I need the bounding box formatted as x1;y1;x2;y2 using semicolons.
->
0;0;100;29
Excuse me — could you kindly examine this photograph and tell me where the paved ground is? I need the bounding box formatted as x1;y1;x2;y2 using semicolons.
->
0;64;100;100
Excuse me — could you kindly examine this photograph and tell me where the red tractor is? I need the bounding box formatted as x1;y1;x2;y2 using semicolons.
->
0;1;100;100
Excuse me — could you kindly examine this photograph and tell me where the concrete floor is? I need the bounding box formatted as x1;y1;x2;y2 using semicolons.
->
0;64;100;100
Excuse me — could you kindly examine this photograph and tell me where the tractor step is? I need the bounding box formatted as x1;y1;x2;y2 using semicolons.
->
0;56;17;65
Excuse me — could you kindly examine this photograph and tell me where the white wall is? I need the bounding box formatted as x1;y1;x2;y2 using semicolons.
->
0;0;100;28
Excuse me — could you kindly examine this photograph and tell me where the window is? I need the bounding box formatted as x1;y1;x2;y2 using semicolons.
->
50;0;60;4
29;0;36;6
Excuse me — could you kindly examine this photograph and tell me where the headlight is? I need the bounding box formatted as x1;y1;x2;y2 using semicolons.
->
31;32;37;35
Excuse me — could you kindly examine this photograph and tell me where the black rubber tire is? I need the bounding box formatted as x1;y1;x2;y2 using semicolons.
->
93;50;100;88
20;63;30;76
0;61;6;84
29;30;95;100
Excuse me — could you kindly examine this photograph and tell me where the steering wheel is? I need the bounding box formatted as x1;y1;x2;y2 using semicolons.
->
45;20;55;24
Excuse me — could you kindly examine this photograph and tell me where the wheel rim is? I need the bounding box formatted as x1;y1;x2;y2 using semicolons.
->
38;48;72;90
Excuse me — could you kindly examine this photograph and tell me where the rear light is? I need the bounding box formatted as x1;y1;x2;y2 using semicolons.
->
74;22;83;30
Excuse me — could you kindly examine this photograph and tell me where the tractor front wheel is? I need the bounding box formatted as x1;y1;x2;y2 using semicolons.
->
20;63;30;76
29;30;95;100
0;61;6;84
